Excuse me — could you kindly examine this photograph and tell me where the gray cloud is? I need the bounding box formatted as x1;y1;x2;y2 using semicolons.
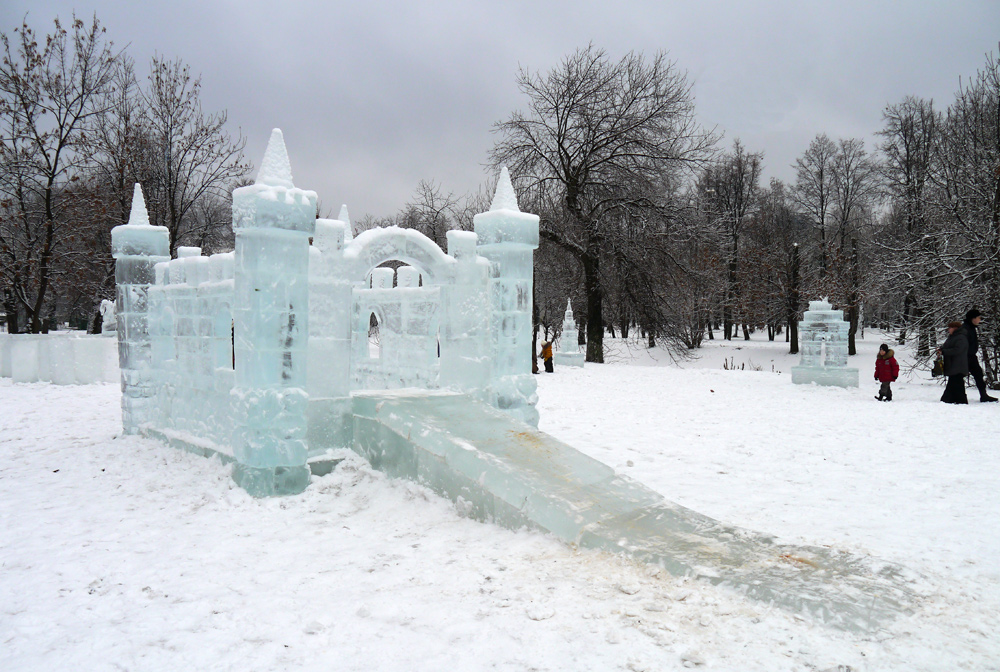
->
4;0;998;218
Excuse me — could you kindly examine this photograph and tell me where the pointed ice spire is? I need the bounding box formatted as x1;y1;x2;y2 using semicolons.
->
256;128;294;188
565;298;573;316
128;183;151;226
489;166;520;212
338;203;353;241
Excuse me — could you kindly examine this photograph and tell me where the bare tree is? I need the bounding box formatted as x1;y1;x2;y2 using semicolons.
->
491;45;717;362
699;139;763;340
399;179;460;249
876;96;940;347
0;15;118;332
142;55;250;254
792;133;837;280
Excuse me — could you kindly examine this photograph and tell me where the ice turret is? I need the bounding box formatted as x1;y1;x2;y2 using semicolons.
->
232;128;317;234
111;184;170;432
474;168;540;426
338;204;353;242
231;129;316;496
256;128;294;188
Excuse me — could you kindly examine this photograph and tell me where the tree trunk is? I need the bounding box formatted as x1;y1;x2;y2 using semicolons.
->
899;292;913;344
531;269;539;374
788;243;801;355
847;239;859;356
3;294;18;334
583;247;604;363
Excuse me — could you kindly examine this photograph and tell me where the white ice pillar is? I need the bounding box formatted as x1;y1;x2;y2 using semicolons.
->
111;184;170;434
231;129;318;496
473;167;540;426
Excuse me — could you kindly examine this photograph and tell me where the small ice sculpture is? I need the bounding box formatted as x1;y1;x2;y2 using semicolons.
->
791;298;859;388
553;299;584;367
99;299;116;335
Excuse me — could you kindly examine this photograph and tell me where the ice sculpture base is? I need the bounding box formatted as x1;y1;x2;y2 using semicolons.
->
232;463;311;498
348;389;912;631
141;425;342;479
791;366;859;388
553;351;585;368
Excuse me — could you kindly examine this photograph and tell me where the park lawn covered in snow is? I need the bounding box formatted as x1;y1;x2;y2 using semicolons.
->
1;333;998;671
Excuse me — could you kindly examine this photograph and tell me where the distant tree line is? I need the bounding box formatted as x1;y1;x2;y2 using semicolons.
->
383;45;1000;388
0;15;249;333
3;21;997;388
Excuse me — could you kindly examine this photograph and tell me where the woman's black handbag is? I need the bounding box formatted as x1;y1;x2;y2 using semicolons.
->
931;356;944;377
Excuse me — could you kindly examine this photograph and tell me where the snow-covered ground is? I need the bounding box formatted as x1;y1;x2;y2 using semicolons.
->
1;333;997;671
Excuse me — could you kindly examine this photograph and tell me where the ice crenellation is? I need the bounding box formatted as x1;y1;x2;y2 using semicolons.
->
111;133;539;495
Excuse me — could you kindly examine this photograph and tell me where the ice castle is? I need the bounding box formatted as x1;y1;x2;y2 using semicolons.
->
107;131;914;628
112;129;539;496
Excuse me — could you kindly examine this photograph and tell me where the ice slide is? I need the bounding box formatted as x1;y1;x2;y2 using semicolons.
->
351;390;914;632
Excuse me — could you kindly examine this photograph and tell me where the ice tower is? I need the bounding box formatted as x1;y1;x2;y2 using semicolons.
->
553;299;585;368
791;298;859;387
474;168;540;426
230;129;318;495
111;184;170;433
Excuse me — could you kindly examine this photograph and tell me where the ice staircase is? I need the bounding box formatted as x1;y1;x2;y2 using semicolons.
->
351;390;915;632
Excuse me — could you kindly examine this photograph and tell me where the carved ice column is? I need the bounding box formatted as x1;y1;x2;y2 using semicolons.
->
553;299;585;368
307;217;354;453
473;167;540;426
440;230;491;394
231;129;317;496
111;184;170;434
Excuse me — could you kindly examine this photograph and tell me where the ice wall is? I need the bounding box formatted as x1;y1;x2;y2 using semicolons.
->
111;184;170;433
0;333;118;384
147;249;236;449
230;129;317;496
307;222;492;454
473;167;540;426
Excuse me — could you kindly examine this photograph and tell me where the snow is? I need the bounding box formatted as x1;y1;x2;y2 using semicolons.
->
2;333;998;670
127;183;151;227
256;128;295;188
489;166;520;212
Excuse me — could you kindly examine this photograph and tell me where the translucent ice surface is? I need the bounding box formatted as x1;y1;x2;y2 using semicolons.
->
553;299;585;367
352;389;913;632
791;299;859;387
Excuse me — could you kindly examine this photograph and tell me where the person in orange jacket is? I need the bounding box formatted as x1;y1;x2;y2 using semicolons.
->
874;343;899;401
541;340;554;373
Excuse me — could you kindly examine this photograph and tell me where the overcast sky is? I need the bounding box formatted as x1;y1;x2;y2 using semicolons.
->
3;0;998;219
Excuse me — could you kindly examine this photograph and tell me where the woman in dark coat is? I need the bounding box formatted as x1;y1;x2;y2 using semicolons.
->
939;321;969;404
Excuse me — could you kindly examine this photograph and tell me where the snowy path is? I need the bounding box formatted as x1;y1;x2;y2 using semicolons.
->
2;336;999;670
